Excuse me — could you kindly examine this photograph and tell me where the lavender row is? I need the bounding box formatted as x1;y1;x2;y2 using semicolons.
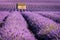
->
0;11;36;40
37;12;60;23
22;11;60;40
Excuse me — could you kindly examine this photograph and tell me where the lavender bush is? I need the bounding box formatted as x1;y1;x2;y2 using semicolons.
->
0;11;10;23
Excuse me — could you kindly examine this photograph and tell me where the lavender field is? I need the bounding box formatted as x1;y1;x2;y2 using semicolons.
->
0;11;60;40
22;11;60;40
